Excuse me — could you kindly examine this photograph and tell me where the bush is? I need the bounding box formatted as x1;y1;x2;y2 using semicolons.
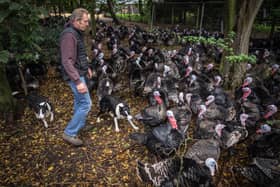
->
116;13;146;22
253;24;271;33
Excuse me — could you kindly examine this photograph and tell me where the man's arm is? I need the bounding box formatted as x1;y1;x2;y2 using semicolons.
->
60;32;81;85
60;32;88;93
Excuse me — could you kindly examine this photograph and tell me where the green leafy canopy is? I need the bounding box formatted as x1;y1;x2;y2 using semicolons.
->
0;1;44;64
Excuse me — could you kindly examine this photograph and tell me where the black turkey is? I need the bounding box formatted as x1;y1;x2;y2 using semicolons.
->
197;95;230;121
147;88;169;107
136;156;216;187
161;77;180;104
143;73;163;95
169;106;192;133
237;100;261;128
130;111;184;158
263;105;278;120
185;93;203;115
248;131;280;159
263;64;280;105
195;118;224;139
135;90;167;127
233;157;280;187
255;124;272;134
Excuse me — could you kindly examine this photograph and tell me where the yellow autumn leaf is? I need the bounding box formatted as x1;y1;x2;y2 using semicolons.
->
103;149;112;154
48;166;54;171
122;175;129;181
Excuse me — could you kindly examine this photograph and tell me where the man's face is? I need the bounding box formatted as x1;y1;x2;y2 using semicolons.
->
76;13;89;31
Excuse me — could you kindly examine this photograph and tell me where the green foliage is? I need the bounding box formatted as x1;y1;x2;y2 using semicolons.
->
181;36;228;49
39;24;62;64
0;50;9;63
182;31;255;65
116;13;144;22
226;54;257;64
0;0;44;63
253;24;272;32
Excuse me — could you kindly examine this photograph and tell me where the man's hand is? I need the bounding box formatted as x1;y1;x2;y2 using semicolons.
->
87;68;93;79
76;82;88;93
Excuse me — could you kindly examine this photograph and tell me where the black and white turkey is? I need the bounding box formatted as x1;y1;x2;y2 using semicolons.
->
184;139;220;166
136;156;216;187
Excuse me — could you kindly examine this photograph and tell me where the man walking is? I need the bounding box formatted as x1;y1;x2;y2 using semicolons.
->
60;8;92;146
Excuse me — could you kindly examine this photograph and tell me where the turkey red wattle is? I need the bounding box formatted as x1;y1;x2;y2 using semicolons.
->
167;116;178;129
154;95;163;105
242;87;252;100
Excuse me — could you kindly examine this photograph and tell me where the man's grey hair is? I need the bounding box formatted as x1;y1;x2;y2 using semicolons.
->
70;8;89;21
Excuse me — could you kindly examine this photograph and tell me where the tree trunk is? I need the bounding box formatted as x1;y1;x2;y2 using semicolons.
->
233;0;263;54
220;0;236;89
226;0;236;33
225;0;263;90
0;64;16;123
90;0;97;38
107;0;120;25
269;15;276;50
138;0;144;20
52;5;57;16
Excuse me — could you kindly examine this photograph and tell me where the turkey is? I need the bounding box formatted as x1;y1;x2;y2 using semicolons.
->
237;100;261;128
185;93;203;114
161;77;180;104
130;110;184;158
248;131;280;159
218;122;248;149
134;90;167;127
195;113;248;142
143;73;163;95
233;157;280;187
184;139;220;166
136;156;216;187
197;95;230;121
169;105;192;133
263;105;278;120
147;88;169;107
263;64;280;105
211;86;235;110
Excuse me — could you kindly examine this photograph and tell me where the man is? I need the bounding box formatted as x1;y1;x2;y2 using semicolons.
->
60;8;92;146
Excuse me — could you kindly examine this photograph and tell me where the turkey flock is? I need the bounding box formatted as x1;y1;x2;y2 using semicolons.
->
86;20;280;187
8;17;280;187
